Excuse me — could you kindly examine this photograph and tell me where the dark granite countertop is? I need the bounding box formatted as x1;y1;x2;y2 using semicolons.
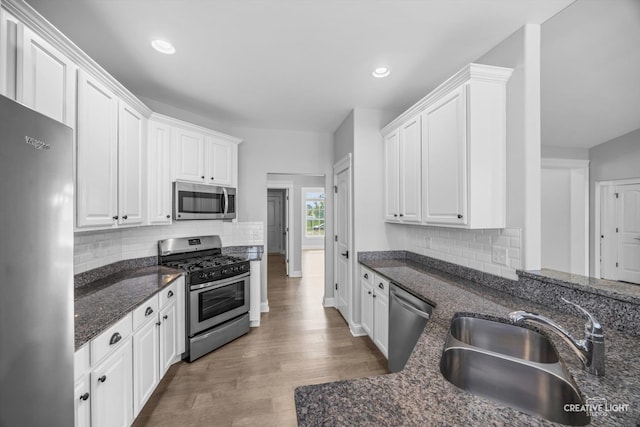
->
74;265;183;350
295;257;640;426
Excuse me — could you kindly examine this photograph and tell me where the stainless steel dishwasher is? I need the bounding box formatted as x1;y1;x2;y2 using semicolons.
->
388;283;434;372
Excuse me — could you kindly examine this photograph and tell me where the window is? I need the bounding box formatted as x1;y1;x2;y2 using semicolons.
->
304;188;325;237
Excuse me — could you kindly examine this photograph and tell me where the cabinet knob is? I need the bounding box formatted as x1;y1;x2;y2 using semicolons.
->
145;307;154;317
210;177;214;180
368;291;372;295
166;214;171;219
122;215;128;220
98;375;107;383
364;273;368;279
156;321;161;326
393;214;398;217
373;294;377;298
167;290;174;298
112;215;118;220
457;214;463;219
79;392;90;401
399;214;404;217
201;176;205;179
378;283;384;289
163;314;168;320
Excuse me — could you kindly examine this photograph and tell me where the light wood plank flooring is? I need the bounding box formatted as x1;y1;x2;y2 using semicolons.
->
133;250;388;427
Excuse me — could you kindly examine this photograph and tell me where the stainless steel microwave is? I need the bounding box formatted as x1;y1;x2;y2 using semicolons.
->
173;181;236;220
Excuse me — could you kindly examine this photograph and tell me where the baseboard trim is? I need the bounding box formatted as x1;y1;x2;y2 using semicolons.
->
250;320;260;327
260;301;270;312
350;324;366;337
289;270;302;278
323;297;335;307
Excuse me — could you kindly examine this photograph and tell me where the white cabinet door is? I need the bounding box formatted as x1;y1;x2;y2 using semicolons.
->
360;279;374;337
207;137;234;186
74;375;91;427
174;128;205;183
159;301;178;378
373;292;389;358
77;70;118;228
148;121;172;224
399;115;422;223
422;85;467;225
21;26;77;127
118;100;146;226
384;130;400;221
132;318;160;417
174;276;186;355
91;339;133;427
0;9;20;99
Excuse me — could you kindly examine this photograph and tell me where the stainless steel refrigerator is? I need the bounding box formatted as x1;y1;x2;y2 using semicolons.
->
0;94;74;426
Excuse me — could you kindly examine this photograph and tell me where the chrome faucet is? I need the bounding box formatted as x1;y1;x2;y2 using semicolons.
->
509;298;605;376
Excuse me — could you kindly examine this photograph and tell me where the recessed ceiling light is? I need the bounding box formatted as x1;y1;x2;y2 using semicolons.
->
372;66;391;78
151;39;176;55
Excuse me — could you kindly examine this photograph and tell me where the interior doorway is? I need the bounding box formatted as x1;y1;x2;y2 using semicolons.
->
267;189;286;255
597;178;640;284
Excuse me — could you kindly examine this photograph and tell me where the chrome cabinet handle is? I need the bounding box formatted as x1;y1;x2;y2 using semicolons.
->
145;307;154;317
109;332;122;345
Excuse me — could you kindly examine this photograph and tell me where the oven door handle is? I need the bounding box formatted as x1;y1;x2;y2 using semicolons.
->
189;272;251;292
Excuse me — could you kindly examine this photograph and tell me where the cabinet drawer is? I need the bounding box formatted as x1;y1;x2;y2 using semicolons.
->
74;344;91;381
159;281;178;308
360;266;374;286
133;295;159;330
374;275;390;298
91;313;132;365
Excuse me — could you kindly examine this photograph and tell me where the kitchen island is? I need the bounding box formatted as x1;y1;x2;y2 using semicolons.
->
295;255;640;426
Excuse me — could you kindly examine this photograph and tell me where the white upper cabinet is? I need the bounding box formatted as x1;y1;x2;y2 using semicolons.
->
21;26;77;127
148;119;172;224
384;115;422;223
174;126;240;187
0;9;20;99
421;86;466;225
174;127;206;183
383;63;512;229
76;70;119;228
118;100;146;226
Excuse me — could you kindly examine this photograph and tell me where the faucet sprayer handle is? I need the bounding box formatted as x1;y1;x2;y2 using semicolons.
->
561;298;603;336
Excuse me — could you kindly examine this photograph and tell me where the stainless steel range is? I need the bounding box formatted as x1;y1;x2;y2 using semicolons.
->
158;235;250;362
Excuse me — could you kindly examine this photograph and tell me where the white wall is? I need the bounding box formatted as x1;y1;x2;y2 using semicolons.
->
74;221;263;274
542;145;589;160
589;127;640;275
233;126;334;310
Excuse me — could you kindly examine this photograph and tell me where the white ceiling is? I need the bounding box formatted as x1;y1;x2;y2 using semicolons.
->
24;0;578;134
540;0;640;149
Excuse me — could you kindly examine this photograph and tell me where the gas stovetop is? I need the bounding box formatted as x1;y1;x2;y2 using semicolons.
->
158;235;250;285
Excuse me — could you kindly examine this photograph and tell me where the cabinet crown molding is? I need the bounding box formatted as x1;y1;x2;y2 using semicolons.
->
381;63;513;135
150;112;243;144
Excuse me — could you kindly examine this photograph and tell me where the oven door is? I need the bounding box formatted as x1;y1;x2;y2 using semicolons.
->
189;272;250;335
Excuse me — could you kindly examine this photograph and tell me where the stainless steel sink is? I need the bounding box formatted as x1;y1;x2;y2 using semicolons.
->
440;315;590;426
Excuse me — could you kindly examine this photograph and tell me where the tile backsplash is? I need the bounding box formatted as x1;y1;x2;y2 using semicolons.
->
74;221;264;274
403;225;522;280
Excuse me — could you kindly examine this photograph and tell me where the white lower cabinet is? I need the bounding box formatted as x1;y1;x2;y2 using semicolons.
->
75;277;185;427
360;266;389;358
91;338;133;427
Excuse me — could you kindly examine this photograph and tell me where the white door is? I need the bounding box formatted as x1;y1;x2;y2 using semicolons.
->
335;164;351;321
118;100;145;226
267;192;282;253
618;183;640;284
91;341;133;427
159;302;178;377
21;26;77;127
132;319;159;417
76;70;118;228
421;85;467;225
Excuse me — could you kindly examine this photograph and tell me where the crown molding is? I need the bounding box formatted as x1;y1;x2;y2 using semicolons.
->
150;112;243;144
381;63;513;135
2;0;152;117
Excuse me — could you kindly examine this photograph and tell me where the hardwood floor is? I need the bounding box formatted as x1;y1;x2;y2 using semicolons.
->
133;250;388;427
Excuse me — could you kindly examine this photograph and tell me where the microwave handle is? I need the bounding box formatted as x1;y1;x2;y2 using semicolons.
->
222;187;228;215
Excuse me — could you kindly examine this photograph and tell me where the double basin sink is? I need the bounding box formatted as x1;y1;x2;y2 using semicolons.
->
440;314;590;425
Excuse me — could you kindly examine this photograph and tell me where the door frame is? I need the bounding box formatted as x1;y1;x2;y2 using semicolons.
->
266;180;294;277
331;154;353;320
595;177;640;279
541;158;589;275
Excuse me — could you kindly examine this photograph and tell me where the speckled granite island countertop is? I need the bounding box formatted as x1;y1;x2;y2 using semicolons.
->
295;257;640;426
74;265;183;350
